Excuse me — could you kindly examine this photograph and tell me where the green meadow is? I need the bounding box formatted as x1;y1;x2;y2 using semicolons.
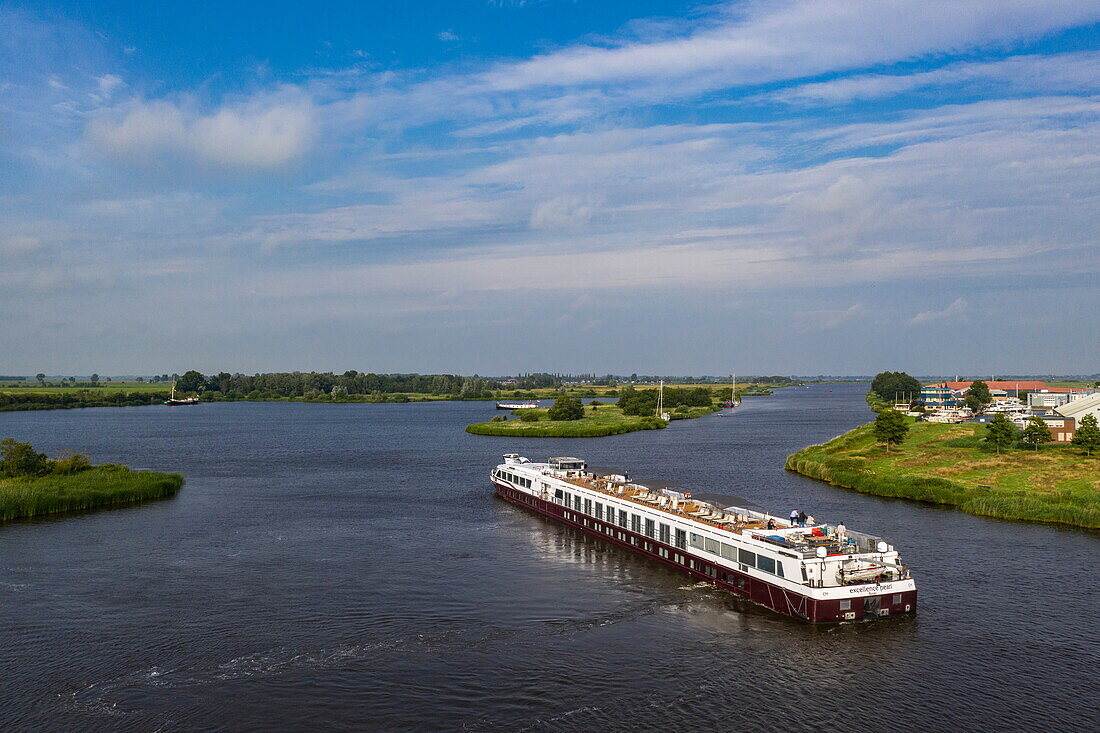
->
785;421;1100;529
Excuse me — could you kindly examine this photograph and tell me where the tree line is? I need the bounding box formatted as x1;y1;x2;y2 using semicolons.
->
0;391;168;411
616;386;716;416
171;370;574;400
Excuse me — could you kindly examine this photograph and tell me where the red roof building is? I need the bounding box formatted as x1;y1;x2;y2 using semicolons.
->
928;381;1049;391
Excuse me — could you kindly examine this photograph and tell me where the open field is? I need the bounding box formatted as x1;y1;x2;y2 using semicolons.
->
466;403;718;438
785;421;1100;529
1;466;184;522
0;381;169;394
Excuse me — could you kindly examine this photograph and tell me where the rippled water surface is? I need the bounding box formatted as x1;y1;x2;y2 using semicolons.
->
2;384;1098;731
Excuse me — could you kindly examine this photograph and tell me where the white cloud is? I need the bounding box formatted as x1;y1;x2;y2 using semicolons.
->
529;195;599;229
766;52;1100;106
910;298;968;324
477;0;1100;95
0;235;43;256
86;92;316;168
437;30;459;42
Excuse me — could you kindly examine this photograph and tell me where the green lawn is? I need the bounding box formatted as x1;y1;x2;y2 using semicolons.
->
786;421;1100;528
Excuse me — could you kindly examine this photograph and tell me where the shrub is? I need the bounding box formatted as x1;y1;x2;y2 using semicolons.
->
519;411;541;422
547;396;584;421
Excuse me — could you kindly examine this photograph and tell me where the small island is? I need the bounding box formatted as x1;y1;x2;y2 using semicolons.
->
467;386;725;438
1;438;183;522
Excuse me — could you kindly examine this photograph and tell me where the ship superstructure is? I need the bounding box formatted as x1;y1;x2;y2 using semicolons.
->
492;454;916;623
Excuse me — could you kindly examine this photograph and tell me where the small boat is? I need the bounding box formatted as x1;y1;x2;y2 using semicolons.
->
497;401;538;410
164;382;199;406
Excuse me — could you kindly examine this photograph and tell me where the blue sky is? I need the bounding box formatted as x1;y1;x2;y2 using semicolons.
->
1;1;1098;376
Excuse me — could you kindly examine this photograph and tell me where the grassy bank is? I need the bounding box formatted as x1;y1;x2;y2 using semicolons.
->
785;421;1100;528
1;465;184;522
466;403;702;437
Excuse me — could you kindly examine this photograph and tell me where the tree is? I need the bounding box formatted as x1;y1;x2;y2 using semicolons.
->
35;373;45;384
968;379;993;405
1071;414;1100;456
964;393;983;413
1021;416;1052;451
0;438;49;477
90;373;99;385
983;414;1017;454
547;396;584;421
176;370;205;393
871;371;922;402
872;409;909;452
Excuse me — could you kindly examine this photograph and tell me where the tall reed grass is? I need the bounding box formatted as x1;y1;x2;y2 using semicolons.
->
1;466;184;522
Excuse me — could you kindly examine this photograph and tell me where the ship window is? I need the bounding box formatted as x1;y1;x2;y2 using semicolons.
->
705;538;720;555
595;502;603;520
644;518;655;538
801;567;808;582
675;529;687;549
738;549;756;566
840;600;851;611
555;489;564;500
618;510;628;528
584;499;592;516
659;523;670;543
775;561;785;578
757;556;776;574
574;496;582;511
720;543;736;560
893;594;902;604
631;514;641;533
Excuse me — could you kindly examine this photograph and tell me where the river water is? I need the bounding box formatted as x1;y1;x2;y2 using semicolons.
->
1;384;1097;731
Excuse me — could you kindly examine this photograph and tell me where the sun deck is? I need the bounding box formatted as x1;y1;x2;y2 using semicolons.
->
556;474;774;533
550;471;890;561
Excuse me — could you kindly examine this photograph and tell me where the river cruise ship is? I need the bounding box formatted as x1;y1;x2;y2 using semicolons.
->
492;454;916;623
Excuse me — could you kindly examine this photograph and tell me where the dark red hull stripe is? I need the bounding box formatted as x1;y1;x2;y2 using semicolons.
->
493;480;916;623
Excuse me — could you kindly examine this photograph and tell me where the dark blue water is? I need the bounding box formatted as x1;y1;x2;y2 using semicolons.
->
1;385;1097;731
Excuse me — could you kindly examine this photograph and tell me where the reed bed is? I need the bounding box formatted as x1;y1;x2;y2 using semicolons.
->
1;466;184;522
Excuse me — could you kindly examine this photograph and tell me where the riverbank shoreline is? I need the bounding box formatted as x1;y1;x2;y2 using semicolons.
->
785;421;1099;529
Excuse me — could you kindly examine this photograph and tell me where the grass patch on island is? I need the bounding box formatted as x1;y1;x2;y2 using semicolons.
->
785;421;1100;529
466;403;716;438
1;466;184;522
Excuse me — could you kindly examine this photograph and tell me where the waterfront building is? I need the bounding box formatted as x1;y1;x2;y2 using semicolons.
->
1037;415;1077;443
1055;393;1100;424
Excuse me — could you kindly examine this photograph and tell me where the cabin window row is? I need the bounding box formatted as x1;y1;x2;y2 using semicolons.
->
689;533;784;577
556;489;674;545
496;469;532;489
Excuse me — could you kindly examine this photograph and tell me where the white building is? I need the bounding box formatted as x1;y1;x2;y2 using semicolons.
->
1055;393;1100;423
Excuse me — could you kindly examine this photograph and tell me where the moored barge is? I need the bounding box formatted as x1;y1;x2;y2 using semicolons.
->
492;454;916;623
